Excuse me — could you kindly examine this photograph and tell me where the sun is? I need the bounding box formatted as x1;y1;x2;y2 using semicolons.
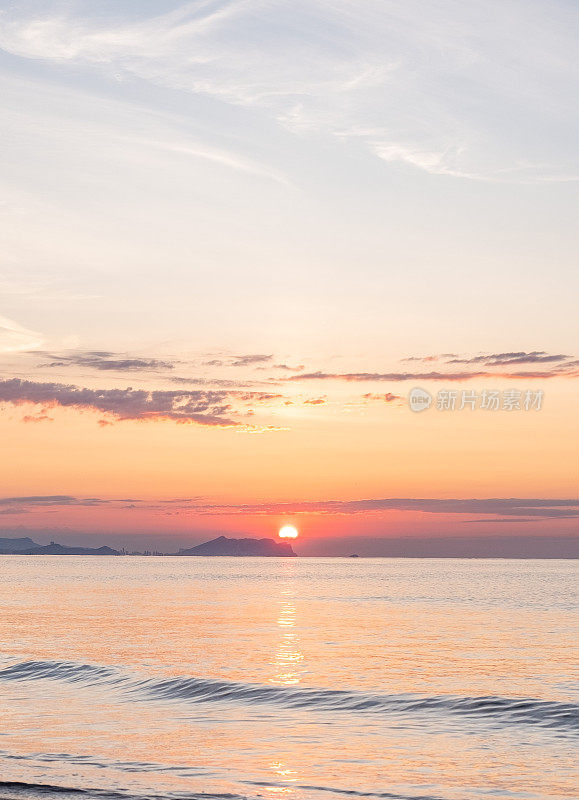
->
278;525;299;539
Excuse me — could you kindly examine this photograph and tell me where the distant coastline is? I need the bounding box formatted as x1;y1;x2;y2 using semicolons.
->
0;535;296;557
0;538;124;556
1;535;577;558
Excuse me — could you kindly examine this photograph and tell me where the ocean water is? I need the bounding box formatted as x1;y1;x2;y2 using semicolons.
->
0;557;577;800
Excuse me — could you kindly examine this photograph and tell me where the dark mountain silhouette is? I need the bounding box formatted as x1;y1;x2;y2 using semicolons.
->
0;536;39;553
17;541;121;556
175;535;296;557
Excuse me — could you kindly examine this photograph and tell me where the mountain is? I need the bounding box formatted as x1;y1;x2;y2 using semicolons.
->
0;536;40;553
17;541;121;556
175;536;296;557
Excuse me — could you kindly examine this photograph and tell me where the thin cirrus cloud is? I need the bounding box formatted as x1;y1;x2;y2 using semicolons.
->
1;74;290;198
39;351;178;372
28;347;578;383
286;369;577;383
36;350;278;376
405;351;572;366
150;140;290;187
271;363;305;372
203;354;273;368
0;495;108;507
31;348;577;379
0;1;576;182
203;355;306;372
0;315;43;353
230;354;273;367
286;351;578;383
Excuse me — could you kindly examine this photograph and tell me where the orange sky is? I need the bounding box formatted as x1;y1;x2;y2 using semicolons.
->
1;0;577;554
0;369;577;551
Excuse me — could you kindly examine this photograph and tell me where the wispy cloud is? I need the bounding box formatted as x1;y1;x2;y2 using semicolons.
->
284;350;578;383
1;1;576;182
231;354;273;367
286;368;577;383
161;497;579;519
203;354;274;368
448;351;570;366
147;139;290;186
371;141;487;181
0;495;108;507
404;351;572;367
26;348;286;386
38;350;178;372
1;71;290;194
271;363;305;372
362;393;402;403
19;347;577;397
22;413;54;424
0;315;43;353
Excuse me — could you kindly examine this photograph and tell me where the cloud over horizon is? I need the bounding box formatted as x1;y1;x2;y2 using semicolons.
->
2;494;578;522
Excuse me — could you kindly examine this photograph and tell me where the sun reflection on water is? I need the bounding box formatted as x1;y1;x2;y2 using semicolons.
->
264;759;299;794
270;568;304;687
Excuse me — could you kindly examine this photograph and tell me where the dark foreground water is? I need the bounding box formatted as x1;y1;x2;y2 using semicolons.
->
0;557;576;800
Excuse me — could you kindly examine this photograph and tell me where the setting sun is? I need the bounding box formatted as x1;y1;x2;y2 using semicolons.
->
278;525;299;539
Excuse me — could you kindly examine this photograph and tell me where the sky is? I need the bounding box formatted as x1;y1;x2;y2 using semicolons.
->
0;0;578;554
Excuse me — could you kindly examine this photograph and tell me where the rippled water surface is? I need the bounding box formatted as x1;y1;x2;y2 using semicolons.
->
0;557;577;800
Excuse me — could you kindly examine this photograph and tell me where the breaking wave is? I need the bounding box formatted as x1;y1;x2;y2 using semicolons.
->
0;659;576;734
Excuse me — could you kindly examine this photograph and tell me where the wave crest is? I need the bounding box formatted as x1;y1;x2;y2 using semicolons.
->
1;659;576;733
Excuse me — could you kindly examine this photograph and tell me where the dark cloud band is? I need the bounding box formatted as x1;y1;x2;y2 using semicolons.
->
1;494;577;521
0;378;237;425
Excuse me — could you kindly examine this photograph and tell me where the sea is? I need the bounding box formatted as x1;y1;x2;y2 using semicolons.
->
0;557;577;800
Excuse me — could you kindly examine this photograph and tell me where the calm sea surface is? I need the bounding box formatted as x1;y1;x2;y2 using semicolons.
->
0;557;577;800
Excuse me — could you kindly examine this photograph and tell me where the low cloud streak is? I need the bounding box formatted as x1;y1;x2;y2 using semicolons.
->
40;351;177;372
2;495;577;522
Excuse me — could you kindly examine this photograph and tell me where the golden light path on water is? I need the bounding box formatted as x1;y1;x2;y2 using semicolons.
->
268;561;303;794
0;558;576;800
270;563;304;688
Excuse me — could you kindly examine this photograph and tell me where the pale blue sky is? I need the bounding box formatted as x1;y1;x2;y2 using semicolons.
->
1;0;578;365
